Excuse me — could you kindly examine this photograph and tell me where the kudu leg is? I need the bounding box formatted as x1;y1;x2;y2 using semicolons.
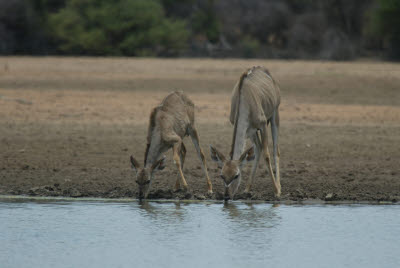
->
261;124;281;197
175;142;186;191
173;141;188;191
271;110;281;192
244;132;262;193
189;128;213;194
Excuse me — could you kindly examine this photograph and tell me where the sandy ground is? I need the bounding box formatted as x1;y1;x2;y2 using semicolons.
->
0;57;399;202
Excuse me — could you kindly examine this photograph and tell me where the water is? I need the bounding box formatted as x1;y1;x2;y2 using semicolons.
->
0;199;399;268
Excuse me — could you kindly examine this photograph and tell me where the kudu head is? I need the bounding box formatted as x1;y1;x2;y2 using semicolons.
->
130;155;166;200
209;146;255;201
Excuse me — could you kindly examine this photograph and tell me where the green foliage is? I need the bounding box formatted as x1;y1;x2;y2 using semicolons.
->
191;0;220;43
240;36;260;58
49;0;189;56
1;0;398;59
369;0;400;59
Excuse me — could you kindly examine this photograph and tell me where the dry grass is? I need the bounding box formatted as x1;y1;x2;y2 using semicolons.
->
1;57;399;126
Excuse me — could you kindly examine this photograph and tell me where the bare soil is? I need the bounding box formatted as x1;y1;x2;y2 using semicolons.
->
0;57;399;202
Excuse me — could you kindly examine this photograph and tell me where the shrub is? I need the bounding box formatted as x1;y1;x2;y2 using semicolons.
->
191;0;220;43
49;0;189;56
240;36;260;58
368;0;400;60
320;28;355;60
286;12;326;58
0;0;46;54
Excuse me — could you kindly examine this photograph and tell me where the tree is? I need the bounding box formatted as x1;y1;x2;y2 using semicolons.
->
369;0;400;60
49;0;189;56
0;0;47;54
191;0;220;43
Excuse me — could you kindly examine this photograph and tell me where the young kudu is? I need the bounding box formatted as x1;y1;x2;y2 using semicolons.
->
130;91;213;199
210;66;281;200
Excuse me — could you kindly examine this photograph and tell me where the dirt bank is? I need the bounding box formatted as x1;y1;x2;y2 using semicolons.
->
0;57;399;202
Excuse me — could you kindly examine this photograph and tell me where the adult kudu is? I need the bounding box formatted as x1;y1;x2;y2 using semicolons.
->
130;91;213;199
210;66;281;200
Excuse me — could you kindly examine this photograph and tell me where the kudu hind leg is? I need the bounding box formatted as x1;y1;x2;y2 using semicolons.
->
261;124;281;197
271;109;281;191
244;132;262;193
189;127;213;194
173;141;188;191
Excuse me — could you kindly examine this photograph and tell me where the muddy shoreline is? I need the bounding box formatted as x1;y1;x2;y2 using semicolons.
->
1;57;399;203
0;194;397;205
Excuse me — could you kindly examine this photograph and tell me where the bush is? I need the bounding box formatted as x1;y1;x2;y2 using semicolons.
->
0;0;395;59
240;36;260;58
286;12;326;58
215;0;291;46
49;0;189;56
368;0;400;60
0;0;46;54
320;29;355;60
191;11;219;44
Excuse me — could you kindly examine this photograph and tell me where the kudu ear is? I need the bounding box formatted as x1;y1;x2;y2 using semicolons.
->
130;155;140;172
239;146;255;165
151;155;166;172
210;145;225;168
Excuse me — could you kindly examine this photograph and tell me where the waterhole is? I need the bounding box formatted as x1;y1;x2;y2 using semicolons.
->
1;197;399;268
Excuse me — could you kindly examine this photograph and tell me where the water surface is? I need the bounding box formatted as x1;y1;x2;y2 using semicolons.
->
0;199;399;268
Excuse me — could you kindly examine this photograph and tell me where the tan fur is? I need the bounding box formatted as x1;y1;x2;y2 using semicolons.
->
134;91;213;198
230;66;280;129
211;66;282;199
147;91;194;147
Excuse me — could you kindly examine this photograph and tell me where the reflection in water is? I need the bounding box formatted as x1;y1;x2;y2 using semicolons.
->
222;202;281;229
136;200;187;226
221;202;282;257
0;200;399;268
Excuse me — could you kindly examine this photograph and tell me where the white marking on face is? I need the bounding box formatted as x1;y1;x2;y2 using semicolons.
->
223;170;240;187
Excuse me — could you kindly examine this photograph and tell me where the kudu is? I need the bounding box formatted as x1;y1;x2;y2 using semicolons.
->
130;91;213;199
210;66;281;199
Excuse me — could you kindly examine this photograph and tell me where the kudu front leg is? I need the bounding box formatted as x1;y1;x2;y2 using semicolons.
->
174;142;186;190
244;132;262;193
173;141;188;191
189;128;213;194
261;124;281;197
271;110;281;192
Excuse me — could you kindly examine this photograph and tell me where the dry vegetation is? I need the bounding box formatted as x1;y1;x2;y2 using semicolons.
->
0;57;399;202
